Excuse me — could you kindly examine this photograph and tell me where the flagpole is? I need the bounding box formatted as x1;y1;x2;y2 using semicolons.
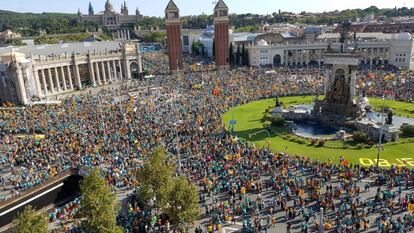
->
376;95;386;168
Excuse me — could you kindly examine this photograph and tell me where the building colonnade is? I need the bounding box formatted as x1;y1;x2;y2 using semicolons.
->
33;59;128;97
276;47;389;68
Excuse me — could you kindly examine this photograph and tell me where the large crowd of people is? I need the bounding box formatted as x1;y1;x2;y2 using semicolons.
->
0;52;414;232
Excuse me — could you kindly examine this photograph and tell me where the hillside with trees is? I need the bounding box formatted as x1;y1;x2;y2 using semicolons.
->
0;6;413;37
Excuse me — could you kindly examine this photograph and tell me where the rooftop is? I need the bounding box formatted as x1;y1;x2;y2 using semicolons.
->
165;0;179;12
0;41;122;58
214;0;228;10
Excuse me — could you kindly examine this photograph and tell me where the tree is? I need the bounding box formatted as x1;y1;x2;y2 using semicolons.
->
191;40;202;56
136;146;174;210
13;205;48;233
212;39;215;58
236;44;241;66
401;124;414;137
136;147;200;227
353;131;368;143
166;176;201;226
229;42;234;65
241;43;246;66
201;44;205;57
79;168;123;233
245;49;249;66
269;115;286;127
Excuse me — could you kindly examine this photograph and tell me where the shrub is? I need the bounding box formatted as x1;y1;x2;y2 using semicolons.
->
356;144;364;149
365;144;373;149
317;139;326;147
353;131;368;143
366;141;375;146
269;115;286;127
297;139;306;144
401;125;414;137
261;113;271;123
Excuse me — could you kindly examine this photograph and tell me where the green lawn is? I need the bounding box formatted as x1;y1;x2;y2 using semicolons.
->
369;98;414;118
223;96;414;168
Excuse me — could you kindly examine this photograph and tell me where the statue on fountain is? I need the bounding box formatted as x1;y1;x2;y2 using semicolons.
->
386;110;394;125
339;20;352;52
339;20;352;43
275;97;281;107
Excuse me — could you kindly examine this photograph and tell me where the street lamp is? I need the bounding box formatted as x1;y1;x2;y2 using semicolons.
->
376;95;386;168
319;207;324;233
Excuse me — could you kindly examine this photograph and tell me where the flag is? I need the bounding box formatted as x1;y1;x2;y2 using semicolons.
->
299;189;305;197
212;87;219;96
341;160;349;167
409;203;414;212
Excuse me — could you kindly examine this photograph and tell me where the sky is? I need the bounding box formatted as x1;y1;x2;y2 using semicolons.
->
0;0;411;17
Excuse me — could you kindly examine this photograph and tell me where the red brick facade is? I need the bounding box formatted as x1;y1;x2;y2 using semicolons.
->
214;21;229;68
166;23;183;73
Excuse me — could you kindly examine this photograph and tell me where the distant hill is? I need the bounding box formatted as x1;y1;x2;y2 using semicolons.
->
0;10;97;37
0;6;413;37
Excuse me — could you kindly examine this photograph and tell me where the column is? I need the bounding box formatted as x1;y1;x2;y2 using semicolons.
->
66;66;74;90
350;68;357;104
305;50;309;66
295;50;299;65
300;50;304;66
118;60;123;79
88;62;96;87
112;60;118;80
369;48;373;69
318;49;321;67
324;69;330;98
47;68;55;93
53;67;61;92
123;58;131;79
106;61;112;81
285;50;289;66
135;44;143;74
94;62;102;85
60;66;67;91
15;67;28;104
101;61;107;84
73;64;82;89
40;69;48;95
33;69;43;97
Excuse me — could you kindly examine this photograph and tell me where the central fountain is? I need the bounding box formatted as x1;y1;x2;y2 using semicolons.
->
313;52;365;126
272;21;403;142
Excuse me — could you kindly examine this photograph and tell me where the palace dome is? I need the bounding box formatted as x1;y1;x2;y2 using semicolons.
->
257;39;269;46
396;32;412;40
105;0;114;13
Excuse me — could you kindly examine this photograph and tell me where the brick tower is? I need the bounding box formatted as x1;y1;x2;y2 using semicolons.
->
165;0;183;74
214;0;230;69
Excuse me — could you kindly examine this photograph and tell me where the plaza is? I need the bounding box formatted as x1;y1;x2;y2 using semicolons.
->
0;0;414;233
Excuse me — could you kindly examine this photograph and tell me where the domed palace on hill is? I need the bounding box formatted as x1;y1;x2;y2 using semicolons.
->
78;0;143;30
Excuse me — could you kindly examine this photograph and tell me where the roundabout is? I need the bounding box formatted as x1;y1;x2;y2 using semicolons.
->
223;96;414;167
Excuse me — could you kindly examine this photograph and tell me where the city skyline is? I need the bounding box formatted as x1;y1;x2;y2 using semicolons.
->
0;0;412;17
